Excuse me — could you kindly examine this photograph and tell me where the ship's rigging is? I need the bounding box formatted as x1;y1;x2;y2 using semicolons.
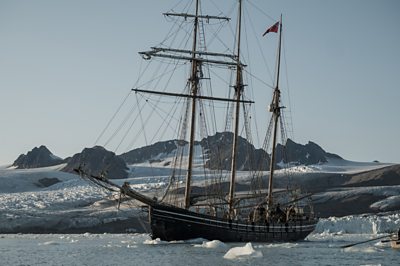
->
78;0;318;242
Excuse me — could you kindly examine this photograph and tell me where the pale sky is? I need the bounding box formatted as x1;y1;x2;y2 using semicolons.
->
1;0;399;165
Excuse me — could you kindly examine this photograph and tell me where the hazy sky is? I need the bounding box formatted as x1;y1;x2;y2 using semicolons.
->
1;0;399;165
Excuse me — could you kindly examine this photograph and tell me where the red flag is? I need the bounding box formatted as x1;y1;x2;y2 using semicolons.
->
262;21;279;36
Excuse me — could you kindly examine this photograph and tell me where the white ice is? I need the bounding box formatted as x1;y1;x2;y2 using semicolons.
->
0;158;398;234
223;242;263;260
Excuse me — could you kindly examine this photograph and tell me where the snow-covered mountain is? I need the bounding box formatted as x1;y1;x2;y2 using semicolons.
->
1;157;399;233
2;136;399;234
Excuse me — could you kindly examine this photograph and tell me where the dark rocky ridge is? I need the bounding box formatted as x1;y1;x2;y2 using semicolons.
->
62;146;128;179
118;132;341;170
119;140;180;165
12;145;63;169
200;132;270;170
344;164;400;187
12;133;342;174
276;138;342;165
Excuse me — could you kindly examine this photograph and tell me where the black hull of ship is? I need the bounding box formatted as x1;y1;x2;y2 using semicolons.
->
149;204;317;242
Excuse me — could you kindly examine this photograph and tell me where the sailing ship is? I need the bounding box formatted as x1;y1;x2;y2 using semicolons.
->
77;0;318;242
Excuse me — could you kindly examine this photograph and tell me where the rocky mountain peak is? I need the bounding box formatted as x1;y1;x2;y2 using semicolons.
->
276;138;341;165
116;132;343;170
199;132;269;170
119;140;180;165
62;146;128;179
12;145;63;169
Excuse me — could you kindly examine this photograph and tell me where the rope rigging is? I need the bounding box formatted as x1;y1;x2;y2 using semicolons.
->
90;0;300;215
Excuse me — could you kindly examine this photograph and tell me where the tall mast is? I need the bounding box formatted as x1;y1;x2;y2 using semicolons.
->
138;1;231;210
267;15;283;210
184;0;200;209
228;0;243;217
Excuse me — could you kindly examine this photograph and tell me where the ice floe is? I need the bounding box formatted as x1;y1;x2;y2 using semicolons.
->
223;242;263;260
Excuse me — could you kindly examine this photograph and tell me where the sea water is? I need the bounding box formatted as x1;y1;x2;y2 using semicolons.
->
0;233;398;266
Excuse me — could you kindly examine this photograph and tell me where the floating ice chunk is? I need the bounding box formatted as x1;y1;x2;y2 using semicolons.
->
194;240;226;249
343;246;383;253
260;243;298;249
223;243;263;260
143;238;168;245
39;241;60;246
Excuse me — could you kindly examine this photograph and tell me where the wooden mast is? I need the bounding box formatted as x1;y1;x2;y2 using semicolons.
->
228;0;243;218
137;1;232;210
184;0;200;209
267;15;283;211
